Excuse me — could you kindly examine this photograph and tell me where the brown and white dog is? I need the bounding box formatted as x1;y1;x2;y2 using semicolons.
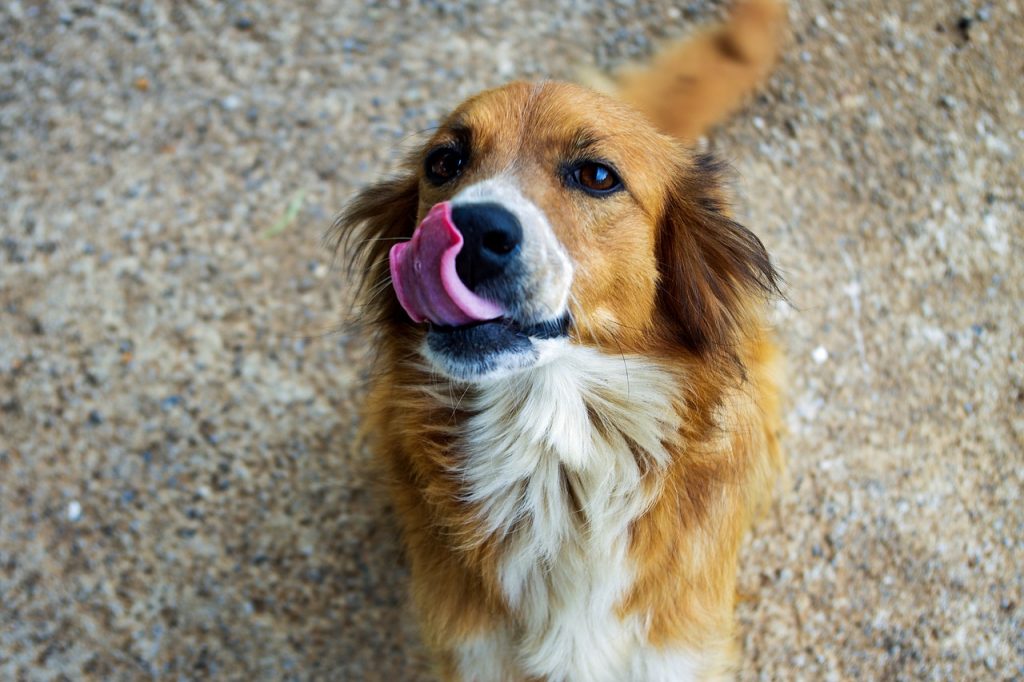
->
333;2;787;679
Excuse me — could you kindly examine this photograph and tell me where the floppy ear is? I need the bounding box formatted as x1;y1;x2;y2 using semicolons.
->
328;172;420;325
655;153;780;355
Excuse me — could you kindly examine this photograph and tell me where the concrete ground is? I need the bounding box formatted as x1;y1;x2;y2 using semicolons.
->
1;0;1021;679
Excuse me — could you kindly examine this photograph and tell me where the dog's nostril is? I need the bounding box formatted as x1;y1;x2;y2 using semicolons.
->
451;202;523;291
482;229;517;256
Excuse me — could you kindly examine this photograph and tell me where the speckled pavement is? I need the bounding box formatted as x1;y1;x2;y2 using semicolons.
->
1;1;1021;680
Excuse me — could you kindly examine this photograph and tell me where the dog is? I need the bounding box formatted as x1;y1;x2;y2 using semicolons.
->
333;2;787;679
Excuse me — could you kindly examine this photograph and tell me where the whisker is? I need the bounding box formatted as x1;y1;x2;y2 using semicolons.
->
394;125;441;148
450;383;472;423
278;324;351;341
354;236;413;245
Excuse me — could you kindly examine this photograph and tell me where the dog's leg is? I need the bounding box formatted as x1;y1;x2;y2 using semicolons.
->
442;628;522;682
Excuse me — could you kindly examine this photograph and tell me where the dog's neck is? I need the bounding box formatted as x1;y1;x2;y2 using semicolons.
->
448;343;681;609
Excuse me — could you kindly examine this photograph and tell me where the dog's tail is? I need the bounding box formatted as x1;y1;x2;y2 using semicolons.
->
597;0;787;141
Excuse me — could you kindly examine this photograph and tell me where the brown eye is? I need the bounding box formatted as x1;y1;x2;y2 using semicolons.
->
425;147;465;185
571;161;622;195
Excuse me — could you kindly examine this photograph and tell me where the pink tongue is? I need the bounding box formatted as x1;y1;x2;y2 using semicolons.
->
389;202;504;326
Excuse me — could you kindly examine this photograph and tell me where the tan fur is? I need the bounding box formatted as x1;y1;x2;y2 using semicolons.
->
614;0;787;141
333;2;787;679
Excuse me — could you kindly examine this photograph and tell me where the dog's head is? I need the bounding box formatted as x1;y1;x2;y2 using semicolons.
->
334;81;778;382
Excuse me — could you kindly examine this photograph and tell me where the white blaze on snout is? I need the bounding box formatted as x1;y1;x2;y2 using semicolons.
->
451;177;573;323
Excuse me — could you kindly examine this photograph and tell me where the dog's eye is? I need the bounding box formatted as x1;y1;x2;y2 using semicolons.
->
571;161;622;195
424;147;465;185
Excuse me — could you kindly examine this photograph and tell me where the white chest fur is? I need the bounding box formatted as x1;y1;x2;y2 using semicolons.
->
448;344;702;681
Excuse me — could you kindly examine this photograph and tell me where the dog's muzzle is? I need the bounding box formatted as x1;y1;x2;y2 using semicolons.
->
389;182;573;381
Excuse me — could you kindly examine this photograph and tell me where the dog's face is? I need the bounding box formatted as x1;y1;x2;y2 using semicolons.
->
337;81;777;382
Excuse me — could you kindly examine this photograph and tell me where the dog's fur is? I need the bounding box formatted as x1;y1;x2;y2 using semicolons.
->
332;2;787;679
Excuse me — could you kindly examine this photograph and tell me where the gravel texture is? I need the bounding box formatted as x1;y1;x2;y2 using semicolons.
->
1;1;1022;680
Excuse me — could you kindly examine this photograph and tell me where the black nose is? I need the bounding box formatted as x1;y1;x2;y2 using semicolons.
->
452;203;522;292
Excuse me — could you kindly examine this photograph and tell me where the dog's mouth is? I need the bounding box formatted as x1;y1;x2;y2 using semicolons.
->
389;201;572;380
424;314;570;380
430;315;570;342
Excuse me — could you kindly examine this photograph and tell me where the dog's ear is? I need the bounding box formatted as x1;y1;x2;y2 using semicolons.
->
329;171;420;323
655;153;780;355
